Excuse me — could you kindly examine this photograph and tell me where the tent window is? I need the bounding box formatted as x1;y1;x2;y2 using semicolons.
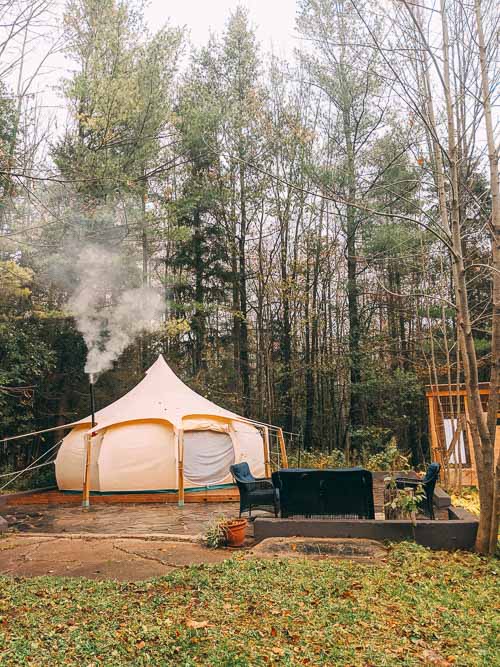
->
183;430;234;485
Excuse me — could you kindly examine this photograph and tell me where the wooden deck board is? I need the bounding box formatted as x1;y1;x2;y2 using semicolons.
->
3;479;384;510
1;475;446;520
2;486;239;507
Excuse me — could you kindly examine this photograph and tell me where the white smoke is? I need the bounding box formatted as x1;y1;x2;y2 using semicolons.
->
67;245;163;378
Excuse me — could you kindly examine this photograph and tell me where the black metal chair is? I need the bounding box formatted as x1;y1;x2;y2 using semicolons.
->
230;462;278;517
271;467;375;519
395;462;441;520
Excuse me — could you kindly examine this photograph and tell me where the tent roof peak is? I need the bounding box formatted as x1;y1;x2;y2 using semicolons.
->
74;354;251;433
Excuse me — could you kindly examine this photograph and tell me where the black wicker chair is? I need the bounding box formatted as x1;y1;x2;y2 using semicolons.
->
395;462;441;520
271;467;375;519
230;462;278;517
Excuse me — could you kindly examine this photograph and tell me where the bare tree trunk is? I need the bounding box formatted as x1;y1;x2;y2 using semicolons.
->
439;0;494;553
192;195;205;373
238;159;251;416
343;109;362;439
230;172;241;400
474;0;500;552
280;212;293;433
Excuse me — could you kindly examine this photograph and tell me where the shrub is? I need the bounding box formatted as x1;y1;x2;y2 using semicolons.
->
364;437;410;472
288;449;346;469
204;516;227;549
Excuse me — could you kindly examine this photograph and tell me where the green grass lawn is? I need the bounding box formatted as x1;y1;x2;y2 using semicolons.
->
0;543;498;666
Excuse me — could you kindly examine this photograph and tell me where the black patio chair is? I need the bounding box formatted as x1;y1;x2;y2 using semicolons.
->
271;467;375;519
230;462;278;517
395;462;441;520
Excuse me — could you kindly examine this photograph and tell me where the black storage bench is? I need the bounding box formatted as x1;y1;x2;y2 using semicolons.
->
271;467;375;519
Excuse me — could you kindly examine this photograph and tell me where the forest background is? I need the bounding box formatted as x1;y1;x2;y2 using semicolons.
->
0;0;498;507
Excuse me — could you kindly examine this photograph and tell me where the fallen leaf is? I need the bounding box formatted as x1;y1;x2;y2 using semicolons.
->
186;619;211;629
421;648;455;666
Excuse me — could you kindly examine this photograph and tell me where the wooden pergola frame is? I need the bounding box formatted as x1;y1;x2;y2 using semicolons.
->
425;383;499;486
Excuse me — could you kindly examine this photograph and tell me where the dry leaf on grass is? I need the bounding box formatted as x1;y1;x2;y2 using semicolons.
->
421;648;456;666
186;619;212;629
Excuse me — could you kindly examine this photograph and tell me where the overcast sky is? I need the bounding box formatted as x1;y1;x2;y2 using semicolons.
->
2;0;300;147
144;0;298;58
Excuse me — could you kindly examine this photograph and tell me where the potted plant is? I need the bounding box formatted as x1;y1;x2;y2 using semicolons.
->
204;515;247;549
223;517;247;547
385;477;425;538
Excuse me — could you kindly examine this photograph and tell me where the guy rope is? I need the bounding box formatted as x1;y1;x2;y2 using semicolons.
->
0;422;76;492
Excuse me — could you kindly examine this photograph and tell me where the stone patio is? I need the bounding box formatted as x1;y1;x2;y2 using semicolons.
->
3;501;243;536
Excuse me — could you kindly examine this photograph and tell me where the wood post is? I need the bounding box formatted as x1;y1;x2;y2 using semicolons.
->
178;429;185;507
427;396;440;460
463;396;477;486
277;428;288;468
82;433;92;508
263;426;271;478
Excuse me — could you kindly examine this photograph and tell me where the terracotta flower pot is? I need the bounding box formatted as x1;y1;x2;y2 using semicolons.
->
223;518;247;547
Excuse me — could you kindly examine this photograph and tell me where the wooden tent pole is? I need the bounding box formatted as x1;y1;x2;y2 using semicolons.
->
263;426;271;478
82;433;91;508
178;429;185;507
277;428;289;468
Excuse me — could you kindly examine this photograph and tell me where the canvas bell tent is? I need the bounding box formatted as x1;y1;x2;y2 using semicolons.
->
55;355;286;501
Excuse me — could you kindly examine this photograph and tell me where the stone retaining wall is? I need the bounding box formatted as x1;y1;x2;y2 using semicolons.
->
254;507;479;551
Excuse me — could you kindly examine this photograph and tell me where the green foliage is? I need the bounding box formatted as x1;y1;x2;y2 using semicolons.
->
162;317;191;339
0;320;56;436
473;338;490;355
351;426;392;456
290;439;411;472
0;543;497;665
289;449;346;469
0;464;56;493
2;0;493;484
385;477;425;523
204;515;228;549
0;261;33;314
350;367;425;463
364;437;411;472
0;81;17;201
53;0;183;196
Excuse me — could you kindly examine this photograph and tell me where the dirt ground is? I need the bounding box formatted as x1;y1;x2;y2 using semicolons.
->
0;534;235;580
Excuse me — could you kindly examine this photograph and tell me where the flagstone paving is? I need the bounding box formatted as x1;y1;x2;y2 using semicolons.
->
2;501;243;536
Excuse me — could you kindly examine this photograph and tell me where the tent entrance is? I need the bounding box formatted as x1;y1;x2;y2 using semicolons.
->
183;430;235;486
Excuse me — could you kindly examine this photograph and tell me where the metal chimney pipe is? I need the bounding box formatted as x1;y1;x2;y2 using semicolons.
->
83;374;97;508
89;374;96;428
